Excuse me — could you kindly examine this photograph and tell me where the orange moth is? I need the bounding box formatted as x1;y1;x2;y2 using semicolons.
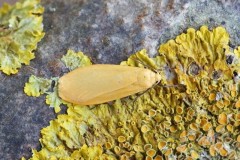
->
58;64;161;105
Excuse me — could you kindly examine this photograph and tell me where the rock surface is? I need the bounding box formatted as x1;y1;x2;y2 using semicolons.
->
0;0;240;159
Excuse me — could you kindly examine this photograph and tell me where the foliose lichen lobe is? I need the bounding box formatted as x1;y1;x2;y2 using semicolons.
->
0;0;44;75
25;26;240;160
61;49;92;71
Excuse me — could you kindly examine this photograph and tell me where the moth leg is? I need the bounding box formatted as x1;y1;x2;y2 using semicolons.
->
89;105;97;110
132;87;152;105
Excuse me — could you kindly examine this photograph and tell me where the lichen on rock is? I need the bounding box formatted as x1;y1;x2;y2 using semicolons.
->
0;0;44;75
24;49;92;113
24;75;52;97
24;26;240;159
61;49;92;71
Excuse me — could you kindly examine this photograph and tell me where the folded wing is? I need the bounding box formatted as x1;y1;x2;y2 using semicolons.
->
58;65;148;105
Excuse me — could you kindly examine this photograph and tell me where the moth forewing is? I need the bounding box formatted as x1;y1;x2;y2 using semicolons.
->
58;64;161;105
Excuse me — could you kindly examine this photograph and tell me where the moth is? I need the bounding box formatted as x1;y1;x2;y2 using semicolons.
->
58;64;161;105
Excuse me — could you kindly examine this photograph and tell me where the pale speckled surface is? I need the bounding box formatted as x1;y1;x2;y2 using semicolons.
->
0;0;16;5
0;0;240;159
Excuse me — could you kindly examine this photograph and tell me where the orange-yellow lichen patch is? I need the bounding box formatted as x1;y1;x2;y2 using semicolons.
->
169;126;177;133
198;136;211;146
146;149;156;157
219;147;228;157
118;136;127;143
176;106;184;114
185;156;193;160
188;134;196;141
209;144;216;157
235;113;240;121
164;149;172;157
120;154;128;160
148;109;156;117
202;122;212;131
237;135;240;143
141;125;150;133
25;26;240;160
216;124;225;133
114;146;121;155
174;115;182;122
191;150;199;159
235;99;240;108
209;93;216;101
226;124;234;133
176;144;187;153
218;113;228;125
189;123;198;131
199;117;207;127
154;155;163;160
105;142;112;149
215;142;223;150
157;141;167;150
180;130;187;138
144;144;152;151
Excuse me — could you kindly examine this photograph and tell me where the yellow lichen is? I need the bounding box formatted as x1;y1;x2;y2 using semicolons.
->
157;141;167;150
117;136;126;143
144;144;152;151
24;50;92;113
209;93;216;101
24;26;240;159
176;144;187;153
218;113;228;125
141;125;150;133
146;149;156;157
209;144;216;157
235;99;240;108
219;147;228;157
24;75;51;97
216;124;226;133
191;150;199;159
174;115;182;123
188;134;196;141
198;136;211;146
202;122;212;131
24;76;64;112
105;142;112;149
237;135;240;143
148;109;156;117
61;49;92;71
0;0;44;75
154;155;163;160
